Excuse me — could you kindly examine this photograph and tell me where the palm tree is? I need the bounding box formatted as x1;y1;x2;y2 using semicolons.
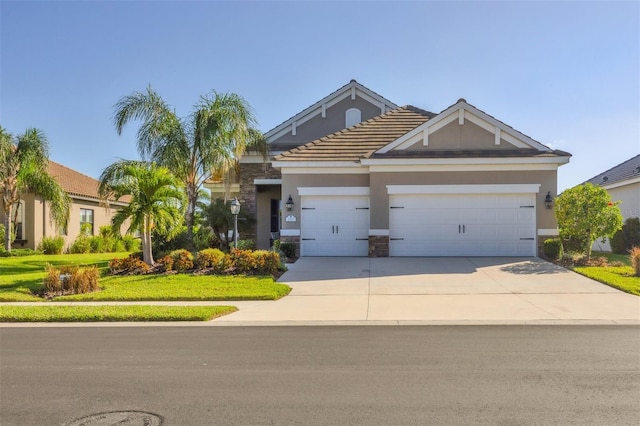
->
0;127;70;252
113;86;266;243
200;198;254;249
98;160;184;265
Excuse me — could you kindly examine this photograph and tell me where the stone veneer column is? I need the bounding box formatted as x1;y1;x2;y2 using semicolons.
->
237;162;282;242
281;235;300;258
368;236;389;257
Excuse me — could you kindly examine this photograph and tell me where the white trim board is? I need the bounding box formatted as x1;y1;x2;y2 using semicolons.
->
386;184;541;195
369;229;390;236
253;179;282;185
298;187;370;196
280;229;301;237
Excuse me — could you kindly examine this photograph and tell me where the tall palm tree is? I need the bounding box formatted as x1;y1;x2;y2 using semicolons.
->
98;160;184;265
113;86;266;243
0;127;70;252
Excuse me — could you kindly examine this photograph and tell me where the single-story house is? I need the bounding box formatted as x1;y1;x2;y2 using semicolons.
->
1;160;129;251
585;154;640;251
206;80;571;257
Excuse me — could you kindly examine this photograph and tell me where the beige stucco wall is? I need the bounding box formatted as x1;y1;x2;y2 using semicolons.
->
369;170;558;231
407;120;514;151
609;182;640;220
271;97;384;148
280;173;370;231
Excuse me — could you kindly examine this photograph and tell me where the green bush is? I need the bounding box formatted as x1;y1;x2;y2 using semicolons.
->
232;239;255;250
89;236;105;253
169;249;194;272
70;235;91;254
252;250;281;275
279;242;296;259
229;249;256;273
196;248;229;272
0;248;40;257
611;217;640;254
37;236;65;255
543;238;563;260
121;235;140;252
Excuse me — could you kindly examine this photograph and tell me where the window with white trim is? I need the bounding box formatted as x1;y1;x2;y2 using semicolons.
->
80;208;94;235
345;108;361;128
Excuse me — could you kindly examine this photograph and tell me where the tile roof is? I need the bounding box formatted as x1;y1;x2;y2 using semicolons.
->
585;154;640;187
47;161;129;204
273;106;434;162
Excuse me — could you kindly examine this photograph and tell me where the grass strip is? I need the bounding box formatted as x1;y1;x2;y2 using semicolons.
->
0;305;237;322
573;266;640;296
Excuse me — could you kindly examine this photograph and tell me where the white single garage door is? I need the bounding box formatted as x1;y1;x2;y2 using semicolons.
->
300;195;370;256
389;193;536;256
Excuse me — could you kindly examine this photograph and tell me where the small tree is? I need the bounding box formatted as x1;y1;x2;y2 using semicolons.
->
554;183;623;260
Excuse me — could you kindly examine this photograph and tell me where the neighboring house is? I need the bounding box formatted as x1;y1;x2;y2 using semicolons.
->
207;80;571;257
0;161;128;251
585;154;640;251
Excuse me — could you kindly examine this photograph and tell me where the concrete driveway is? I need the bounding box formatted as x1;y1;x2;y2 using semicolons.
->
217;257;640;324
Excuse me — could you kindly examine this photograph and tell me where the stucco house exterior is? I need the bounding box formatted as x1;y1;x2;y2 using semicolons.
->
585;154;640;251
1;160;128;251
206;80;571;257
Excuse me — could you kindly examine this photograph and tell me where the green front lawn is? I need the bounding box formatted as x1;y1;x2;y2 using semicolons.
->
0;305;237;322
574;266;640;296
592;251;632;266
0;252;290;302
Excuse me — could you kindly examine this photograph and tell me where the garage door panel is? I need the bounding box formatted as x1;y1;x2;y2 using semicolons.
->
389;193;536;256
301;195;369;257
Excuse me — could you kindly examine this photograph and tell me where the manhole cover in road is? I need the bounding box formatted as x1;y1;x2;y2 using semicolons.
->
66;411;163;426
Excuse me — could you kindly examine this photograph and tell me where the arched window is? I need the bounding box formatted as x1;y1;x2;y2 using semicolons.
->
345;108;361;128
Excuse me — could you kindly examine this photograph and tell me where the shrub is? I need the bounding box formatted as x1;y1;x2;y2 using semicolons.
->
38;236;65;255
611;218;640;254
109;254;151;275
70;235;91;254
99;225;113;238
252;250;281;275
169;249;194;272
122;235;140;252
43;264;99;296
196;248;228;272
631;246;640;277
0;248;40;257
89;236;105;253
232;239;255;250
280;242;296;259
229;249;256;273
157;254;174;272
543;238;563;260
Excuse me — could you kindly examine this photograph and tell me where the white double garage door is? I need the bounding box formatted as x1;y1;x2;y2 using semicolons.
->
300;185;538;257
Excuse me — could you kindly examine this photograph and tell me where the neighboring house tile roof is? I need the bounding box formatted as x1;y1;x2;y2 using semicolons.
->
585;154;640;187
47;161;129;204
273;106;434;162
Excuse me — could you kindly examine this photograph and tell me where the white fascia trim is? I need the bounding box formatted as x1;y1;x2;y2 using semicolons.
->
273;160;360;168
280;167;369;175
298;187;370;196
602;177;640;190
264;81;398;140
369;163;560;172
369;229;389;236
280;229;301;237
362;156;569;166
538;229;559;236
254;179;282;185
239;153;269;164
386;184;541;195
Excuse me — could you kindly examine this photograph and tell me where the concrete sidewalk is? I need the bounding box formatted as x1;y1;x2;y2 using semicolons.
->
214;257;640;325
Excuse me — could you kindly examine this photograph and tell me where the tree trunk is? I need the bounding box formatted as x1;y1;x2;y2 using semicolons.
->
142;216;154;266
185;184;197;248
4;206;11;253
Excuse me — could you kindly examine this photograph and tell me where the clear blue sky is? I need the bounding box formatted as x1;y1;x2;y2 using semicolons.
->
1;0;638;191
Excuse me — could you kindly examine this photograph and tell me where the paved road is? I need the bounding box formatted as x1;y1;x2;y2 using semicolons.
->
1;326;639;425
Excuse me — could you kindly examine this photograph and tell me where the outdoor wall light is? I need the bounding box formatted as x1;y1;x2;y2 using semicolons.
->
230;198;241;247
544;191;554;210
285;195;294;211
